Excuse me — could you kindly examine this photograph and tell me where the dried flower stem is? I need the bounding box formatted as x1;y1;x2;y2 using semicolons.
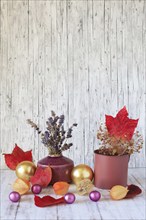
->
27;111;77;156
97;125;143;156
27;119;41;134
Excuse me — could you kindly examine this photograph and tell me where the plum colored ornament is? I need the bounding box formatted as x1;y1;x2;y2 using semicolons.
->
31;184;42;194
9;191;20;202
64;193;75;204
89;190;101;202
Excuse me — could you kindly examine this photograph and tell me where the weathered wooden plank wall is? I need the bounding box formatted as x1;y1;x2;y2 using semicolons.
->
0;0;146;169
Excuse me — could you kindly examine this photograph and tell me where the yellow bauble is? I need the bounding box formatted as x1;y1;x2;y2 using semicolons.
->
16;161;36;181
71;164;94;185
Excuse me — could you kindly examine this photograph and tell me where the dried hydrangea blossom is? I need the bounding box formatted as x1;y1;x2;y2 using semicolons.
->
97;125;143;156
76;179;93;195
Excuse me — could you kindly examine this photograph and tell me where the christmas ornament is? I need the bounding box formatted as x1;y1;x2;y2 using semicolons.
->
31;184;42;194
64;193;75;204
71;164;94;185
16;161;36;181
76;179;93;195
9;191;21;202
89;190;101;202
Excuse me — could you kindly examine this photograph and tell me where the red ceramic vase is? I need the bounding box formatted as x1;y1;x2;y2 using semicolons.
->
37;155;74;185
94;150;129;189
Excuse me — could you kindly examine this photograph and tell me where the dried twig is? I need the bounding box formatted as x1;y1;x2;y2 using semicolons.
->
27;119;41;134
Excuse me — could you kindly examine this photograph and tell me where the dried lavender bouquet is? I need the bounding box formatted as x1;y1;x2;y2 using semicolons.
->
27;111;77;156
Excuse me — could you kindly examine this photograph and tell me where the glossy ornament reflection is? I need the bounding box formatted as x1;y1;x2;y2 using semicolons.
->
16;161;36;181
64;193;75;204
31;184;42;194
71;164;94;185
9;191;21;202
89;190;101;202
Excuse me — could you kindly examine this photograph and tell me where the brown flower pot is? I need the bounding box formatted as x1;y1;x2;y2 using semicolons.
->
94;150;130;189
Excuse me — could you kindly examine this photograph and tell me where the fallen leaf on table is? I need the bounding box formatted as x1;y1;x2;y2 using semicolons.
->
34;195;65;207
125;184;142;198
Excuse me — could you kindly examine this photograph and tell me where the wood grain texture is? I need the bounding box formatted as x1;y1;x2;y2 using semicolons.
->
0;0;146;168
1;168;146;220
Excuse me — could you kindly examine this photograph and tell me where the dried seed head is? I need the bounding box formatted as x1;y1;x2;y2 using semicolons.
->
110;185;129;200
27;119;41;134
97;124;143;156
51;110;56;117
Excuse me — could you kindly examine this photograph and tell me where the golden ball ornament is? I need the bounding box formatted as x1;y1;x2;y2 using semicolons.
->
71;164;94;185
16;161;36;181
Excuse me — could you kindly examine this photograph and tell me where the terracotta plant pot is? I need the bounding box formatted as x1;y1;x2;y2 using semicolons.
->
37;155;74;185
94;150;129;189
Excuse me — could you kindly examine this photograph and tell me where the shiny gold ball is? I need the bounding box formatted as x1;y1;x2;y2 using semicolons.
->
16;161;36;181
71;164;94;185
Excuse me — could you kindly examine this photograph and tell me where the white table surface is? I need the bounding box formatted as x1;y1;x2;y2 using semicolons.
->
1;168;145;220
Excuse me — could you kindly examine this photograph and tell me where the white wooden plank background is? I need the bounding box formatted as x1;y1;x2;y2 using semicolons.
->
0;0;146;169
1;168;146;220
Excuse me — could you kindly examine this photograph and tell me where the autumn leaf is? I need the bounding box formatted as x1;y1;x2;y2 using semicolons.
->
105;106;138;141
125;184;142;198
34;195;65;207
4;144;33;170
30;166;52;187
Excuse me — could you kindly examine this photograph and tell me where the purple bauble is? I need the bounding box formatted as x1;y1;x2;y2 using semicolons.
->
9;191;20;202
64;193;76;204
31;184;42;194
89;190;101;202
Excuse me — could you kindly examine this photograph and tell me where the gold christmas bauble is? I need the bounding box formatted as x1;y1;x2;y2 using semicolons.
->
71;164;94;185
16;161;36;181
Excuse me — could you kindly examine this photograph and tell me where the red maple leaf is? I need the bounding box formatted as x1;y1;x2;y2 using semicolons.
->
125;184;142;198
34;195;65;207
30;166;52;187
4;144;33;170
105;106;138;141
